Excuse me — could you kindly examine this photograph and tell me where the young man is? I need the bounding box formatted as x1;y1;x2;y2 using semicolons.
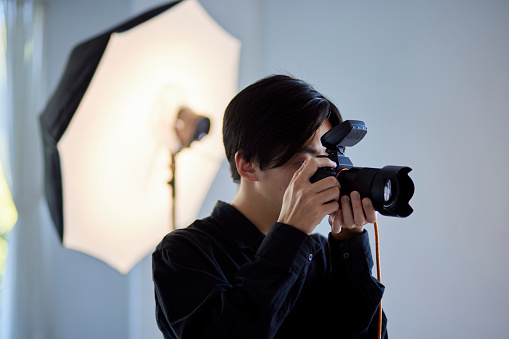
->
153;75;388;338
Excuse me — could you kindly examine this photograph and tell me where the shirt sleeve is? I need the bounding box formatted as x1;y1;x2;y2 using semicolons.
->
327;230;389;338
152;222;321;339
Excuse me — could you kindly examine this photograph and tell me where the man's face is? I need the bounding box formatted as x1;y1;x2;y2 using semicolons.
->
254;120;332;218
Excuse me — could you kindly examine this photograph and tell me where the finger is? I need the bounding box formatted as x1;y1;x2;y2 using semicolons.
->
298;157;337;180
362;198;377;224
329;211;342;234
318;200;339;220
350;191;367;226
314;185;339;203
314;156;337;169
311;186;340;217
292;161;307;179
312;176;340;196
340;195;354;227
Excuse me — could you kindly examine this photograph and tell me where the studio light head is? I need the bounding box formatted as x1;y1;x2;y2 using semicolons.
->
310;120;415;218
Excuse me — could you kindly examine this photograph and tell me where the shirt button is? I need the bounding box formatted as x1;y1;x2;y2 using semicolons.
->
308;254;313;261
343;253;350;259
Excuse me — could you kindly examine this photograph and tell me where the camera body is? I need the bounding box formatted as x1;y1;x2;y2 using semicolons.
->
310;120;414;218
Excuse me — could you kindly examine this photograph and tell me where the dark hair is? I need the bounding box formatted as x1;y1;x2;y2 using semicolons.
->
223;74;343;183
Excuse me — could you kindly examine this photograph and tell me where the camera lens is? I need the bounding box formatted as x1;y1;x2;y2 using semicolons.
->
331;165;414;217
384;179;392;203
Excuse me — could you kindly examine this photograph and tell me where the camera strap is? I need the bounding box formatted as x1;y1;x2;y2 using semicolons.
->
374;221;382;339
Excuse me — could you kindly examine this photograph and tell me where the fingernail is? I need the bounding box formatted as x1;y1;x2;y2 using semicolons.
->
341;196;349;204
363;199;371;207
352;192;360;200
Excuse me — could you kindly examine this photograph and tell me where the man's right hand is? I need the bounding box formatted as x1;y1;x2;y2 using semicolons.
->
277;157;341;234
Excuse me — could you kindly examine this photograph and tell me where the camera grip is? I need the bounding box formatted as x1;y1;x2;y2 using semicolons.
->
309;167;336;183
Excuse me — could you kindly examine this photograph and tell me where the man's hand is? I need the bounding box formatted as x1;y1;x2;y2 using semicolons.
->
277;157;340;234
329;191;377;240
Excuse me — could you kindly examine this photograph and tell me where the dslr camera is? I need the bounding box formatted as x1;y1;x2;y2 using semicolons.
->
310;120;414;217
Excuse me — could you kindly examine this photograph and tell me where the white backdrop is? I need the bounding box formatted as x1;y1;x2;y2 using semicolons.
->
5;0;509;338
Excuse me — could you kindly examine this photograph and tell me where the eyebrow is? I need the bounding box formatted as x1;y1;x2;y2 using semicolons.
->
299;146;320;155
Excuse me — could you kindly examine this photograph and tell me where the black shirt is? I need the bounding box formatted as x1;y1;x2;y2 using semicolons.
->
153;201;387;338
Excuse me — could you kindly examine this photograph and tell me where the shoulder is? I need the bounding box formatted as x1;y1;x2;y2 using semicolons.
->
154;218;215;254
153;215;239;268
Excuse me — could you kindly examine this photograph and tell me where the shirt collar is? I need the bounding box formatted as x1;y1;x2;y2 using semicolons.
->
209;201;265;249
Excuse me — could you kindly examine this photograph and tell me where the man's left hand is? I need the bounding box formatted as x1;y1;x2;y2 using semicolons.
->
329;191;376;240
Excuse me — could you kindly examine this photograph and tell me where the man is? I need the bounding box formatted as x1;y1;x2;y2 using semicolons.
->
153;75;388;338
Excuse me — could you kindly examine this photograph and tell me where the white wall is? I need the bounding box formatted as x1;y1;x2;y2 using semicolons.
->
6;0;509;338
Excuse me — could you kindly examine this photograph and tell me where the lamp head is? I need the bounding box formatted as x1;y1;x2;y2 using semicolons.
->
174;107;211;150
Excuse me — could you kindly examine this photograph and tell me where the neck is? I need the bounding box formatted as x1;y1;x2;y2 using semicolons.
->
231;182;278;235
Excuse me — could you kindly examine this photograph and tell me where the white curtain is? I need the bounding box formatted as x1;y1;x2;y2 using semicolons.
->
0;1;44;338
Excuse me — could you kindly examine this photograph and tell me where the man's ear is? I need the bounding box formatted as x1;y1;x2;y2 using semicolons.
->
235;151;258;181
